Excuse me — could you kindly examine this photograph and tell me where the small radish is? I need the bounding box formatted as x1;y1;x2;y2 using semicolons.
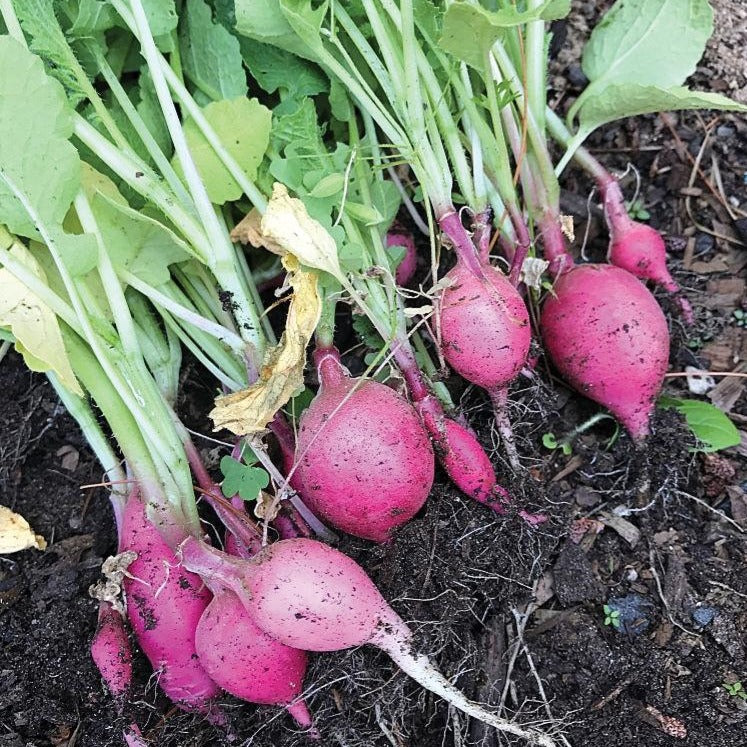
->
540;263;669;440
436;258;531;469
438;260;531;393
91;601;132;707
121;494;223;718
180;537;555;747
292;347;434;542
195;582;316;733
601;180;693;324
386;230;418;285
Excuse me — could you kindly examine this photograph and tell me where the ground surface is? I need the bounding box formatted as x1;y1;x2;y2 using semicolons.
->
1;2;746;746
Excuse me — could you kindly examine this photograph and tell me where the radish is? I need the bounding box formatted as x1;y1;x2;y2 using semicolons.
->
435;220;531;470
91;600;133;707
540;262;669;440
195;582;316;733
601;179;694;324
386;230;418;285
292;347;434;542
121;493;223;718
180;537;555;746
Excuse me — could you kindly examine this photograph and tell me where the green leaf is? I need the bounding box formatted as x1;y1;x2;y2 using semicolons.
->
66;0;119;35
0;37;80;240
173;97;272;204
283;386;315;424
573;84;747;143
140;0;179;37
239;40;328;101
309;173;345;199
179;0;247;102
219;454;270;501
659;396;741;453
79;166;191;284
542;432;559;450
136;68;173;159
439;0;570;69
13;0;96;104
573;0;713;122
234;0;317;59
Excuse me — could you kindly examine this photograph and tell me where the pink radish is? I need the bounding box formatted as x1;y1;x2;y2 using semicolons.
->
292;348;434;542
180;537;555;746
540;263;669;440
195;583;316;733
436;258;531;469
91;601;133;706
438;260;530;391
121;494;223;718
386;230;417;285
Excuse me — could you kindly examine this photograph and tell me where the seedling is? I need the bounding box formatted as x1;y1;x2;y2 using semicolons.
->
626;199;651;222
542;432;572;456
732;309;746;329
722;682;747;701
603;605;622;629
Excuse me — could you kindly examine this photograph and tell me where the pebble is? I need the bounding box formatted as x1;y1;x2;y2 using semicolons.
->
691;605;718;628
716;125;735;138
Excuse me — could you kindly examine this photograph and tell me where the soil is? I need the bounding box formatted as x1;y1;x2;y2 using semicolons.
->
1;2;746;747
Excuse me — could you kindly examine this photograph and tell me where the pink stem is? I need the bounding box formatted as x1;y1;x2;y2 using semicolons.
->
438;211;485;277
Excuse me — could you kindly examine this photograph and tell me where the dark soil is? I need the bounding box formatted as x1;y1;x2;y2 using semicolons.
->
2;2;746;746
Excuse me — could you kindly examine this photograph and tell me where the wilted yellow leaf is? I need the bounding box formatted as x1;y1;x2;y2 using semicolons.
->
211;255;321;435
0;505;46;553
559;214;575;243
260;183;344;280
0;237;82;395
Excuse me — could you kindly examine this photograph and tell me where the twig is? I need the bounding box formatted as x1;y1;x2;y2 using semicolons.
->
648;548;699;637
676;490;745;534
512;609;573;747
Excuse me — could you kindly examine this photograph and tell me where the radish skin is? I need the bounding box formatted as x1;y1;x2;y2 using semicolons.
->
91;601;132;706
293;349;434;542
195;585;316;733
121;495;223;717
540;264;670;440
386;231;417;285
180;537;555;746
438;261;530;393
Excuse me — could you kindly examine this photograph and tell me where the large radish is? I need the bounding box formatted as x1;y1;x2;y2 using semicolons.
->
292;348;434;542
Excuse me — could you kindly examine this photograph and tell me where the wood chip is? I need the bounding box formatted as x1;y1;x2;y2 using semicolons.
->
550;454;584;482
701;277;745;309
708;361;747;412
726;485;747;524
689;257;731;274
638;705;687;739
598;511;641;547
702;327;747;370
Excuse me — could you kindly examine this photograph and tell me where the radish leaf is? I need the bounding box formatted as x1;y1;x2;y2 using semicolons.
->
179;0;248;102
570;0;714;122
0;37;80;241
172;97;272;204
439;0;570;70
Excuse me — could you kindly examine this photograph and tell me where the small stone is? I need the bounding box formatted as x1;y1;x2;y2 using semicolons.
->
606;594;655;636
567;64;588;88
716;125;735;138
691;605;717;628
574;486;601;507
694;233;715;254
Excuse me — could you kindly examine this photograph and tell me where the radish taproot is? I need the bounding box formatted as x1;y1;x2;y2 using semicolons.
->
91;601;132;707
180;537;555;746
292;348;434;542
